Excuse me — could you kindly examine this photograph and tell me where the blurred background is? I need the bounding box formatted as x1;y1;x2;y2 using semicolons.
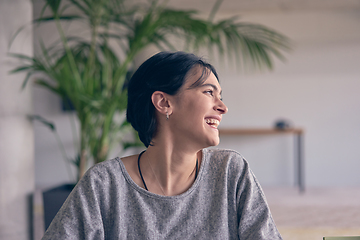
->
31;0;360;189
1;0;360;239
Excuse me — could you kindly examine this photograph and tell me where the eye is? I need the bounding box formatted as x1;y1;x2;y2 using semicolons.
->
204;90;214;96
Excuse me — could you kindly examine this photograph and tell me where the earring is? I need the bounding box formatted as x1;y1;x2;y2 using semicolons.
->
166;111;169;120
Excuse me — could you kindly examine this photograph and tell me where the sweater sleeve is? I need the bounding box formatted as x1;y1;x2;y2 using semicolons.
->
42;165;107;240
236;158;283;240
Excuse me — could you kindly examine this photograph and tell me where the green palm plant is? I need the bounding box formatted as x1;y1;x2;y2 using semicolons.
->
11;0;290;180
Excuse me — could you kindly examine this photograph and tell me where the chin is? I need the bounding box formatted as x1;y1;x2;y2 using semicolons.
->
206;137;220;147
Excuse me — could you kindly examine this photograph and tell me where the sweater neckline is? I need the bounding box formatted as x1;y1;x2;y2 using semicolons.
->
118;148;208;200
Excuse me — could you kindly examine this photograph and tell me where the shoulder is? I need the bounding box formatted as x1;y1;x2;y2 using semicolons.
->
89;157;122;174
69;157;127;203
205;148;244;159
202;148;252;181
204;148;266;202
120;154;138;176
204;148;249;169
80;157;123;185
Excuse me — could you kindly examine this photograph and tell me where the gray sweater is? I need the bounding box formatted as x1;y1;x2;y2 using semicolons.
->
42;148;282;239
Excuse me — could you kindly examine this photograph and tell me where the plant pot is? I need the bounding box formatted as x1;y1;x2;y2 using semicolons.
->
43;183;75;230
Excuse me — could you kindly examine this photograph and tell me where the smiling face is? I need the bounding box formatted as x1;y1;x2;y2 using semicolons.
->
168;66;228;150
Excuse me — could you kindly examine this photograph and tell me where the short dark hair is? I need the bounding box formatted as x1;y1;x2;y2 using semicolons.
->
126;51;219;147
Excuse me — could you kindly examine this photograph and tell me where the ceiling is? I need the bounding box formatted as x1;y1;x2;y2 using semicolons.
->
32;0;360;16
166;0;360;13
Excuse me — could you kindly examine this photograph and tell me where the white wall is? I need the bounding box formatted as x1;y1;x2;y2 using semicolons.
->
216;9;360;187
0;1;34;239
31;1;360;188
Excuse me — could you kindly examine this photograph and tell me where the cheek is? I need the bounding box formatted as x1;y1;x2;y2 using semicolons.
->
173;92;210;119
189;102;207;119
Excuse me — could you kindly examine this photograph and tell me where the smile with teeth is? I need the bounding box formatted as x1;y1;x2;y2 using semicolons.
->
205;119;220;128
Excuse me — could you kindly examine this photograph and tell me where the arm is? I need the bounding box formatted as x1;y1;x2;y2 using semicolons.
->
236;160;283;240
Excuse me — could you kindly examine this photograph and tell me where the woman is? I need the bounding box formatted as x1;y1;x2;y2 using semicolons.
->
42;51;282;239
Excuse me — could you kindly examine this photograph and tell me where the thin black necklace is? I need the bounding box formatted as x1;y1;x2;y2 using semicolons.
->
137;150;199;191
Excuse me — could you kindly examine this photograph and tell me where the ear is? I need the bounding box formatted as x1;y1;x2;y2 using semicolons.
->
151;91;172;117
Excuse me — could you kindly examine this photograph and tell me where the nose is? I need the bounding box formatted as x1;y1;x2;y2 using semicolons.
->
215;99;228;114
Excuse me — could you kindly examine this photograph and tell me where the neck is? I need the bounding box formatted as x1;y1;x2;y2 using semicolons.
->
139;143;202;196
